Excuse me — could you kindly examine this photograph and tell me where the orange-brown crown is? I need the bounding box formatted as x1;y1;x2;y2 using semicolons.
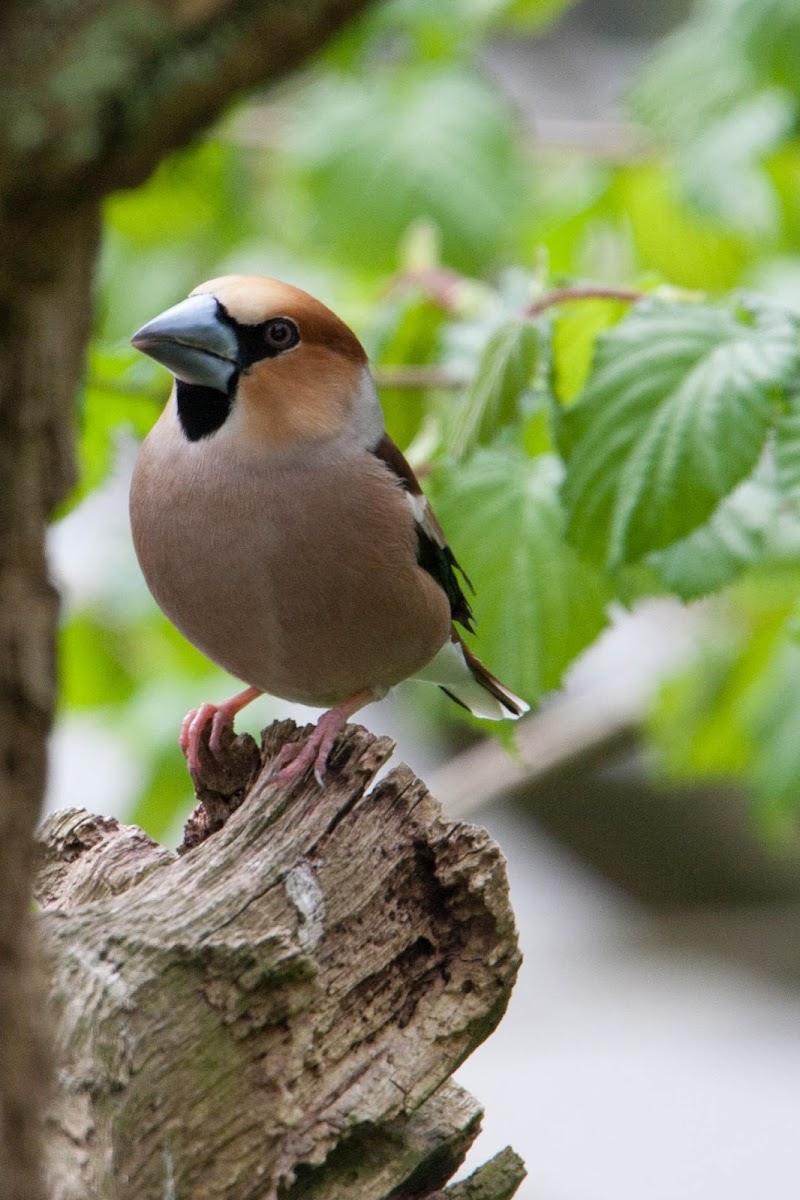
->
191;275;370;448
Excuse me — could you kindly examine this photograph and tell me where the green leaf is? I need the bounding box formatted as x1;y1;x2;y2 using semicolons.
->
630;0;800;249
323;0;577;68
774;387;800;495
286;66;527;275
648;572;796;782
746;641;800;834
60;612;137;710
371;290;448;449
99;139;255;340
550;296;630;405
611;165;751;290
631;1;754;146
680;91;792;236
128;744;194;843
57;347;164;517
648;569;800;834
428;448;610;704
647;476;778;600
105;139;251;253
766;141;800;248
451;318;539;458
736;0;800;93
492;0;576;33
559;297;800;567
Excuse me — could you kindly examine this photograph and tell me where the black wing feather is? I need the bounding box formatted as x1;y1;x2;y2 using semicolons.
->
371;434;475;632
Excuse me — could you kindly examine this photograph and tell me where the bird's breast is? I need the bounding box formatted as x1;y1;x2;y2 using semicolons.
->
129;414;450;705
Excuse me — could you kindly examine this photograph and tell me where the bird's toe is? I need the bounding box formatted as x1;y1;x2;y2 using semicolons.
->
208;707;234;756
180;702;219;775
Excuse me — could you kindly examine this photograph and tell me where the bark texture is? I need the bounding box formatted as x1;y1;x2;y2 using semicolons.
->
0;3;378;1197
0;207;100;1200
34;721;523;1200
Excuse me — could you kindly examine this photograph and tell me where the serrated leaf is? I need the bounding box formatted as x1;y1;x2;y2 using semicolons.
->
428;448;610;704
451;319;539;458
648;476;778;600
559;298;800;567
774;387;800;495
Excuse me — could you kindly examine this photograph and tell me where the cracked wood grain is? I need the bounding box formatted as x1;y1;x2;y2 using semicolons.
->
35;721;524;1200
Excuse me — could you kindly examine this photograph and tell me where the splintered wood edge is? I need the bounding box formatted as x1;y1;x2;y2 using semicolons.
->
34;718;527;1199
34;807;176;909
34;720;397;907
431;1147;527;1199
182;718;396;850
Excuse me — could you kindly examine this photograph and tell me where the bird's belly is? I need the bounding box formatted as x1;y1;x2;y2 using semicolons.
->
130;439;450;706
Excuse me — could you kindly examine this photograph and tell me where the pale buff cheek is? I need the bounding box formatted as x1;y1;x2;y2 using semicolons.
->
237;350;359;448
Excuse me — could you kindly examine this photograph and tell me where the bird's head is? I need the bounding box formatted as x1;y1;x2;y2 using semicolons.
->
131;275;382;450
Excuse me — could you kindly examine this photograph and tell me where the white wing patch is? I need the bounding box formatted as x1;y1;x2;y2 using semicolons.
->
404;491;446;547
411;639;511;720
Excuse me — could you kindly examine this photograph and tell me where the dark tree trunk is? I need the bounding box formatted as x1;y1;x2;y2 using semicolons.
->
0;4;375;1195
0;206;100;1200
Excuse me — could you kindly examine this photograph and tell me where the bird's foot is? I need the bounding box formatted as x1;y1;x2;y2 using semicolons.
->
270;707;349;788
180;703;233;775
179;686;263;776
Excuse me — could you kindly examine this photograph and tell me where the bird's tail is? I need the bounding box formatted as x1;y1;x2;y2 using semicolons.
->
412;634;529;721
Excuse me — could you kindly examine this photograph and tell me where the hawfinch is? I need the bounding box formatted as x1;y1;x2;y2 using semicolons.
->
130;275;528;784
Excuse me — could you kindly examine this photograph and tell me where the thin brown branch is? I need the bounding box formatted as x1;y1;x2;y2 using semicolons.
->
525;285;645;318
387;267;469;312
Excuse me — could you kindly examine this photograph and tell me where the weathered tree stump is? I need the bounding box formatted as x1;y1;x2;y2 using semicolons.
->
34;721;524;1200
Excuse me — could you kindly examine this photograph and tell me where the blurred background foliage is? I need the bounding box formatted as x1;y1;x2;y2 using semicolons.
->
57;0;800;842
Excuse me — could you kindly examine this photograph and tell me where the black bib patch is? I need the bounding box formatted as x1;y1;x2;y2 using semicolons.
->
176;380;235;441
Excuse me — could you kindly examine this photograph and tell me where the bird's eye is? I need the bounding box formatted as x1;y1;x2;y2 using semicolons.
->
263;317;299;351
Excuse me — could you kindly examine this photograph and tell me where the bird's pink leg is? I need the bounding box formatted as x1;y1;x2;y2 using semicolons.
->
180;685;263;775
271;688;377;788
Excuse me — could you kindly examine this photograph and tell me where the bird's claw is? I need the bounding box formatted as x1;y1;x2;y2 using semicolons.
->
179;702;234;776
268;709;346;788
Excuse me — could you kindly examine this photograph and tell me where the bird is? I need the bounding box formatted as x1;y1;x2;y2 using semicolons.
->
129;275;528;785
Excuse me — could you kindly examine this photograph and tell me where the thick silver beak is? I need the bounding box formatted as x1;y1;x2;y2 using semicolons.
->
130;294;239;391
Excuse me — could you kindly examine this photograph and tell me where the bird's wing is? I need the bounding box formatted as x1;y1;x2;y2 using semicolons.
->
412;632;529;719
371;434;474;632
